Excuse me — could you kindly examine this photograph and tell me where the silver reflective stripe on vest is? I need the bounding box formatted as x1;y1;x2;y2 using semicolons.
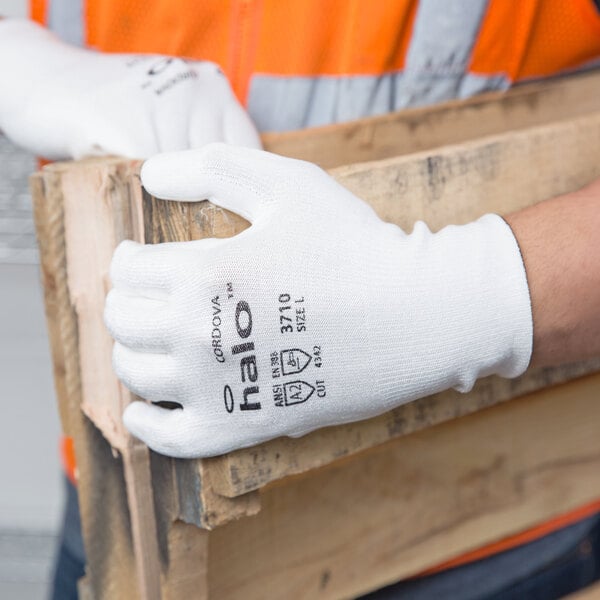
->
247;68;510;133
459;72;510;99
401;0;490;106
248;0;494;132
48;0;84;46
248;72;408;132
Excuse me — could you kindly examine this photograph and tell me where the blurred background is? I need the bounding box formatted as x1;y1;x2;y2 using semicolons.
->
0;1;64;597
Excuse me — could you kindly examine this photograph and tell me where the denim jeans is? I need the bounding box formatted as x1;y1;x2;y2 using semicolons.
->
51;479;86;600
52;477;600;599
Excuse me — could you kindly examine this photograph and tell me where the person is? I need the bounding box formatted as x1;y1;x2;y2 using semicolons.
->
1;1;600;597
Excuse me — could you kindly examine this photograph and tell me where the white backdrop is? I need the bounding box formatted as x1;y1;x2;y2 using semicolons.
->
0;0;27;17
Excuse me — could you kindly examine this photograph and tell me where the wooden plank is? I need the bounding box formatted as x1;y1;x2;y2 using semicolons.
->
263;69;600;168
31;166;142;599
76;417;143;600
30;171;77;438
122;444;162;600
32;162;163;599
61;160;162;597
207;373;600;599
332;111;600;232
210;360;600;498
57;159;143;451
161;523;209;600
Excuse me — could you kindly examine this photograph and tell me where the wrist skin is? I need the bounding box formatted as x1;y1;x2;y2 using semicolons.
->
505;178;600;368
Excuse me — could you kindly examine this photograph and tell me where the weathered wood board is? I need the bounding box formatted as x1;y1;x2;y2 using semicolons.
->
209;361;600;499
263;69;600;168
31;167;145;599
207;373;600;599
63;371;600;599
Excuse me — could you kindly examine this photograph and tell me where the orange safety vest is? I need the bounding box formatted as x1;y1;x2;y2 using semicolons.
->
34;0;600;577
31;0;600;131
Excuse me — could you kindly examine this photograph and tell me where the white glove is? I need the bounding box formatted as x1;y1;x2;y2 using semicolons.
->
105;143;533;458
0;19;261;159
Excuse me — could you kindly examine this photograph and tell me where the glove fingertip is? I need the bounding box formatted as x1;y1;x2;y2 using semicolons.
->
110;239;143;283
123;401;193;458
140;151;193;199
112;238;142;263
123;400;166;444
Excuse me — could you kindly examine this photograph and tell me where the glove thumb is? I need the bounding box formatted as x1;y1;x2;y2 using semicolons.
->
140;143;282;222
123;401;190;457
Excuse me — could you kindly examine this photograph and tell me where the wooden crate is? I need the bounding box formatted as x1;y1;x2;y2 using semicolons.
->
32;70;600;599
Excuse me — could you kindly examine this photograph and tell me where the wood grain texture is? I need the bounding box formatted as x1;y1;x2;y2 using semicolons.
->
30;170;77;438
331;111;600;231
209;360;600;498
143;190;249;243
207;373;600;599
263;70;600;168
161;522;209;600
59;160;162;597
31;167;142;599
58;160;144;449
32;161;163;599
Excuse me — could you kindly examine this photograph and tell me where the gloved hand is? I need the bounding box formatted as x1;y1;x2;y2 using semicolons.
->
0;19;260;160
105;143;533;458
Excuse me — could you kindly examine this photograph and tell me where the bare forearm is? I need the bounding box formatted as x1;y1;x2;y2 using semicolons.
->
505;179;600;367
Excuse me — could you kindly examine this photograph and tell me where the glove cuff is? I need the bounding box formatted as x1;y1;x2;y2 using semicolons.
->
434;213;533;389
367;212;533;410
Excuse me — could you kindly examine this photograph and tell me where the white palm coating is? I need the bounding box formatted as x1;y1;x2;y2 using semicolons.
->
0;19;261;160
105;143;533;458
